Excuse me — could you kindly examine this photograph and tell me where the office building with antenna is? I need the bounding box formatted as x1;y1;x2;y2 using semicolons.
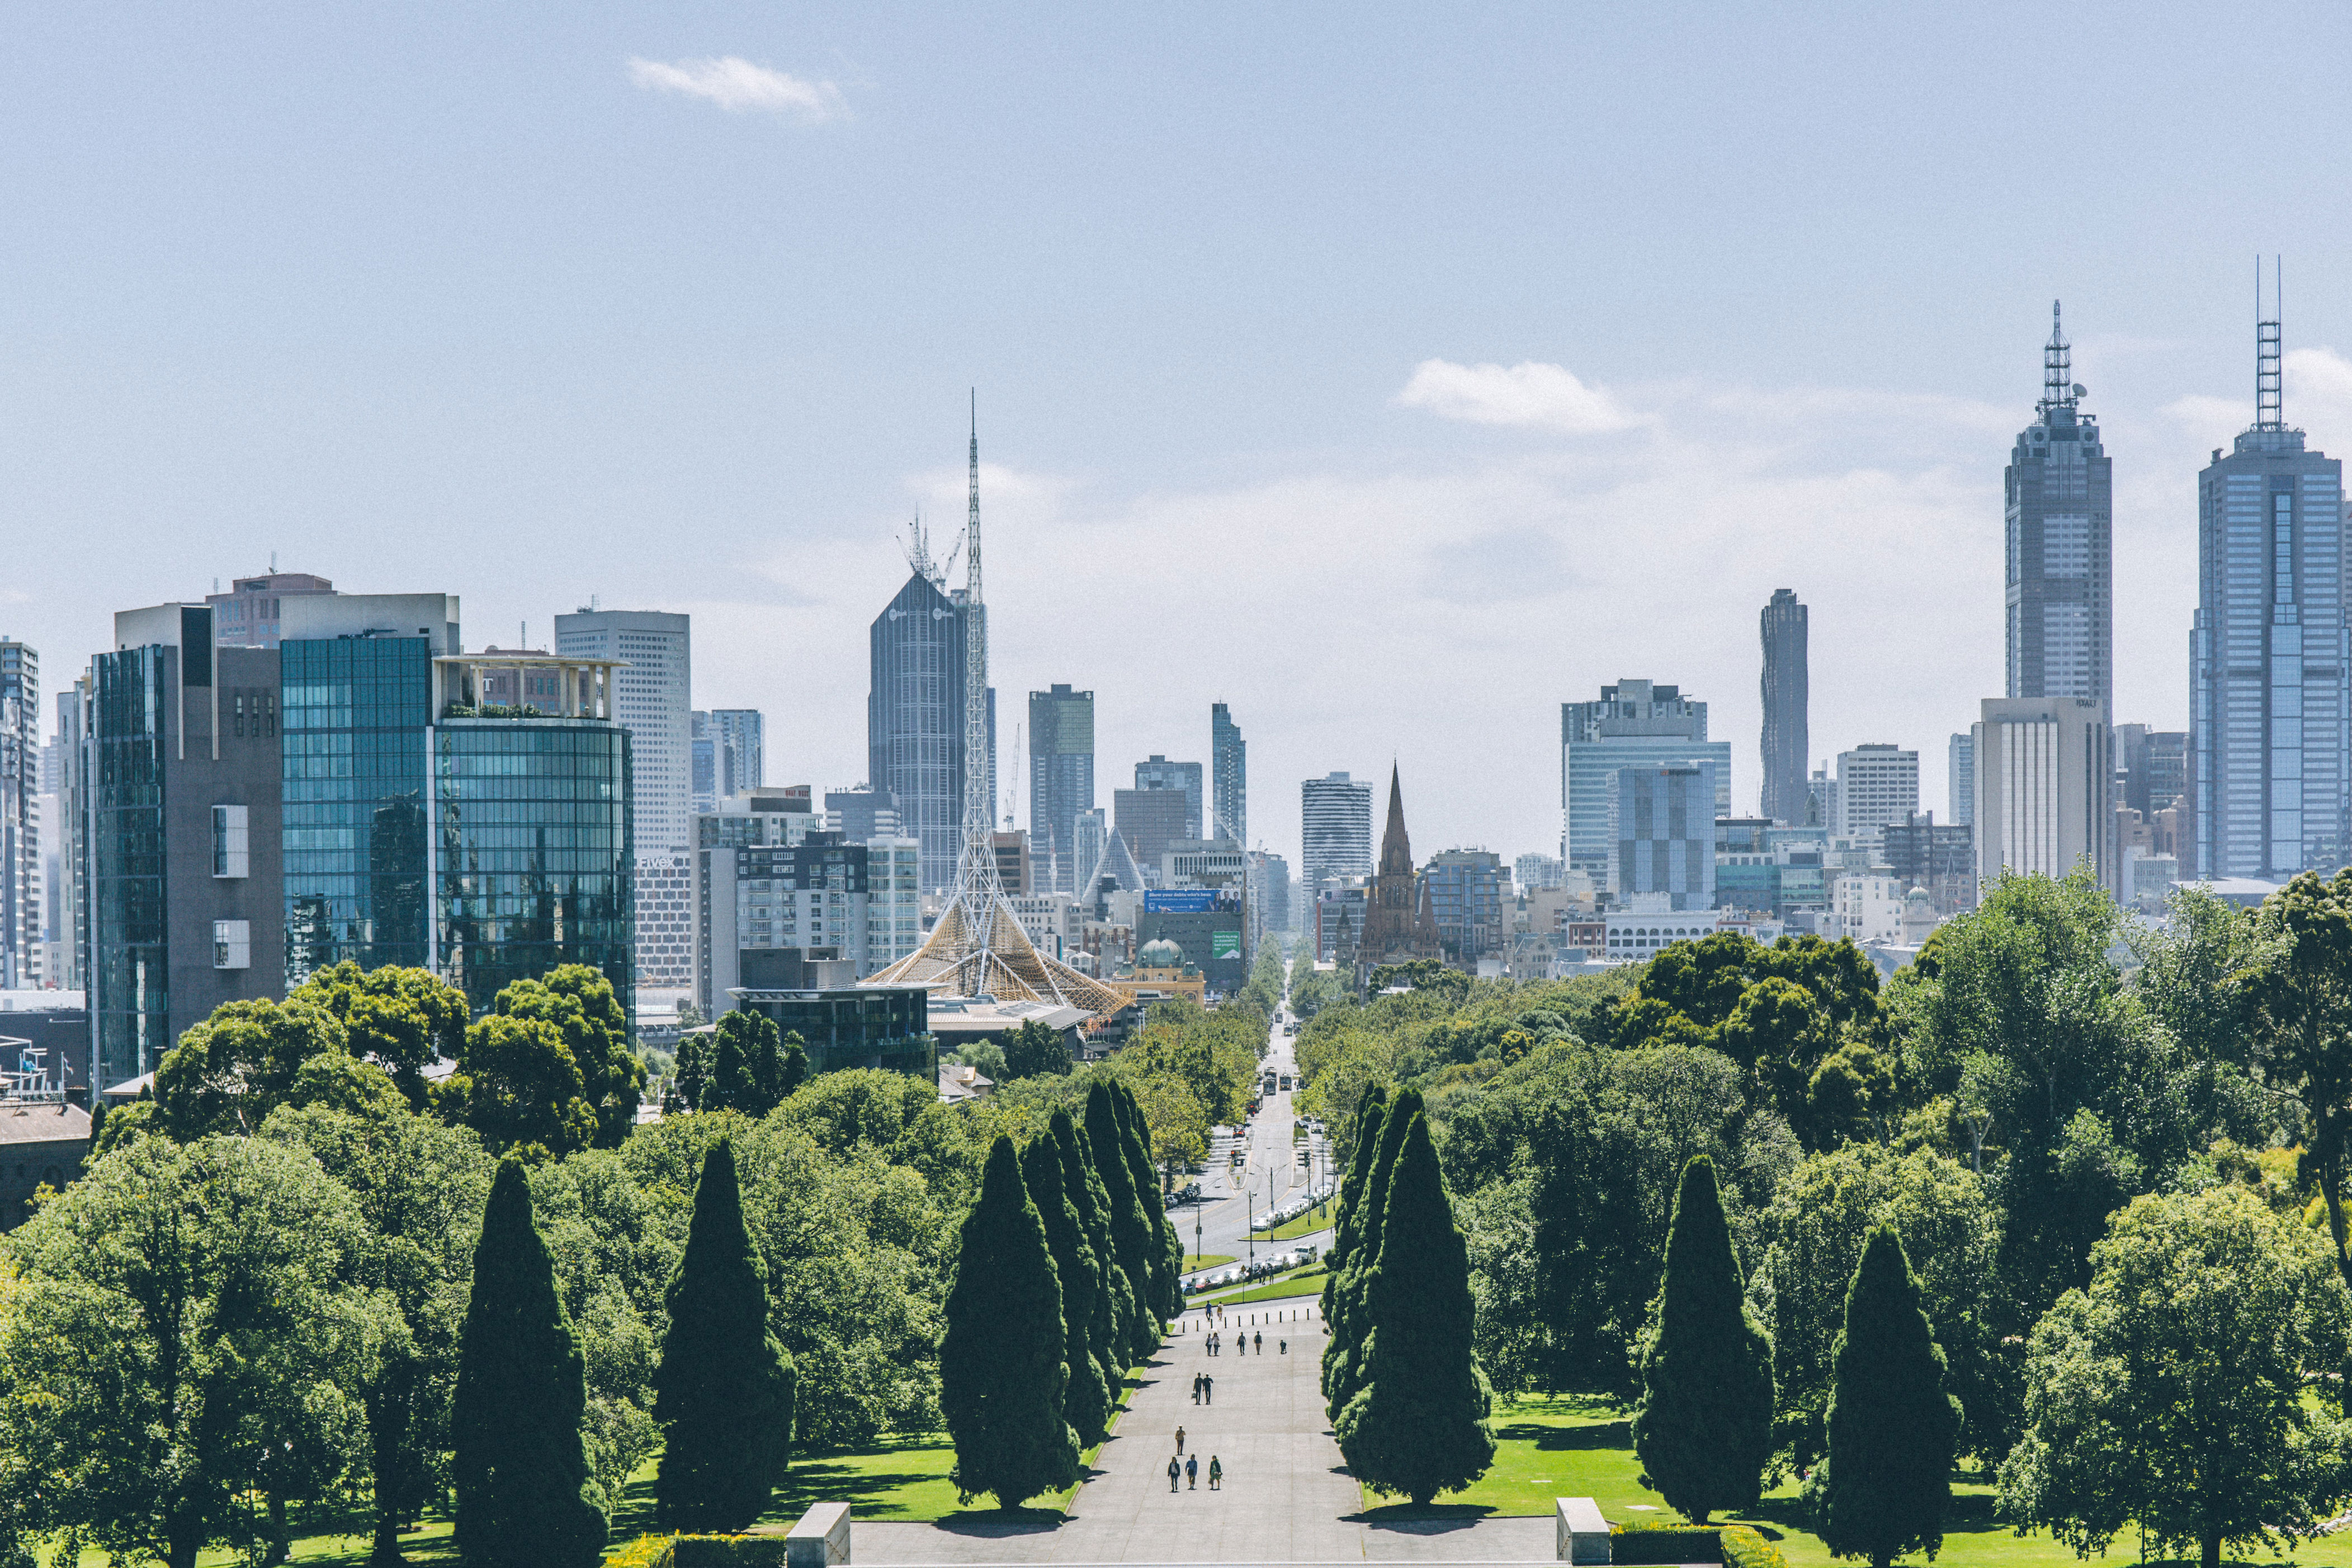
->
868;519;994;893
2189;262;2350;881
2006;302;2113;717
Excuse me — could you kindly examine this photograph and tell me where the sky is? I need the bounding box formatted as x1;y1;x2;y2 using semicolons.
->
6;3;2352;877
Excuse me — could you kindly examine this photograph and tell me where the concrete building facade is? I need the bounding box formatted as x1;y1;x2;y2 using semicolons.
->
1300;772;1373;903
1972;696;2115;892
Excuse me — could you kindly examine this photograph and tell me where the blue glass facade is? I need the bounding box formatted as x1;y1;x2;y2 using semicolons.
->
868;573;991;892
282;637;434;984
1425;849;1505;965
91;645;168;1086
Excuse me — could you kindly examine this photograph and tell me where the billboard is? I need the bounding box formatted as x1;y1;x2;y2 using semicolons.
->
1143;890;1219;913
1210;929;1242;959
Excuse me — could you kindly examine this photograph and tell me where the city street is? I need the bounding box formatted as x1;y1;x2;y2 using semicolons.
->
1169;1010;1334;1284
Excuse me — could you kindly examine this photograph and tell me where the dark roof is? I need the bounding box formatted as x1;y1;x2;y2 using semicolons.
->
0;1103;91;1144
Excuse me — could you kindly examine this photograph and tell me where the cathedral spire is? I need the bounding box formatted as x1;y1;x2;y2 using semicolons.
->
1380;763;1413;879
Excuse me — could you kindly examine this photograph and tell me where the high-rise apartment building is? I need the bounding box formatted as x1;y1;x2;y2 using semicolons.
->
0;641;36;988
1759;590;1809;824
1134;756;1203;842
1949;733;1976;826
2190;287;2349;882
1561;680;1731;879
868;557;993;892
555;609;692;855
206;573;338;649
1301;771;1373;903
2006;304;2113;716
1607;764;1718;911
691;709;764;816
1834;745;1920;840
1426;848;1507;966
1028;684;1094;892
1972;696;2115;893
1211;702;1246;844
1113;788;1191;882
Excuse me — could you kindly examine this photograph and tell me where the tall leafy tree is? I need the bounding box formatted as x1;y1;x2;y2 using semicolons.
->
0;1135;377;1568
452;1159;610;1568
939;1137;1082;1509
1085;1081;1160;1362
1812;1227;1962;1568
1002;1019;1074;1080
1023;1129;1113;1443
1058;1109;1136;1391
1327;1087;1420;1418
1630;1156;1775;1524
288;960;471;1107
657;1139;796;1532
1334;1110;1495;1505
676;1007;808;1117
489;966;646;1145
1997;1188;2352;1568
262;1103;495;1567
2235;868;2352;1295
152;995;351;1138
1114;1081;1183;1317
437;1011;600;1158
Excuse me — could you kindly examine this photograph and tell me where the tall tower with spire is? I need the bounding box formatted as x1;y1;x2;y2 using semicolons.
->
2004;301;2113;717
2189;262;2350;880
866;404;1131;1017
1356;764;1441;971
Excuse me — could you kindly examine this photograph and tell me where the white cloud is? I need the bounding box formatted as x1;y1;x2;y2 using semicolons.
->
627;56;847;121
1395;358;1642;434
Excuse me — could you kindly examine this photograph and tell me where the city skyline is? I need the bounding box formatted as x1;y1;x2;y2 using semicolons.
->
11;10;2352;878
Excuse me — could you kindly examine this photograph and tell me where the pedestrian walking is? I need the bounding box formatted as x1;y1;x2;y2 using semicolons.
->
1192;1373;1202;1403
1208;1455;1223;1491
1168;1456;1180;1493
1279;1338;1287;1354
1176;1424;1186;1454
1204;1375;1214;1404
1187;1454;1198;1490
1253;1331;1262;1354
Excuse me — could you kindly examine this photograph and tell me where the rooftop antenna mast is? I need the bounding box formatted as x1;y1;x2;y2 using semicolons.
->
960;389;1001;896
2038;299;2075;413
2257;255;2285;431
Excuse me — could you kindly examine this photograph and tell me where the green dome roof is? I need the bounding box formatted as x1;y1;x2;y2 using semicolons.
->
1139;938;1184;966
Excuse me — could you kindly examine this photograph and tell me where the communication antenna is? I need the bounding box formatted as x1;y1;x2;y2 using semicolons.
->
2038;300;2075;413
2256;254;2285;431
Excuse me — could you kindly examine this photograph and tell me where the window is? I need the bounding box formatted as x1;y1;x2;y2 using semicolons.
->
214;920;252;970
212;804;249;878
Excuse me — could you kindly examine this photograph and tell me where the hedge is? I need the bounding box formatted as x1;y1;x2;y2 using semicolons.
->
601;1535;794;1568
1603;1522;1791;1568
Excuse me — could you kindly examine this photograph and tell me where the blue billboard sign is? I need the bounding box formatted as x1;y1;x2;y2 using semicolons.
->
1142;890;1219;913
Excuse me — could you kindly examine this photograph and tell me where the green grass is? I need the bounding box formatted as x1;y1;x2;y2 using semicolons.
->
1194;1264;1328;1306
1376;1395;2352;1568
1183;1253;1237;1271
1257;1203;1334;1239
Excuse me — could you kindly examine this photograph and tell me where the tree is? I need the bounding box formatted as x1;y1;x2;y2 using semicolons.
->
676;1008;807;1117
1334;1110;1495;1504
1320;1085;1388;1333
2235;869;2352;1296
262;1102;494;1567
656;1139;796;1532
1057;1108;1137;1391
1114;1081;1184;1319
1812;1227;1962;1568
437;1012;600;1158
1997;1188;2352;1568
452;1159;610;1568
1003;1019;1074;1080
1085;1082;1160;1362
289;961;471;1107
1023;1129;1113;1443
489;966;646;1145
151;994;351;1138
1326;1087;1420;1419
939;1136;1081;1509
0;1135;376;1568
1630;1156;1775;1524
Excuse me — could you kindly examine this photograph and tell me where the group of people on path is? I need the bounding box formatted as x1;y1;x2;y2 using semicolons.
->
1167;1425;1222;1492
1202;1329;1272;1356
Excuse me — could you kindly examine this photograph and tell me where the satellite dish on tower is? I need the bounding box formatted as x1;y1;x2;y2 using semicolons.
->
2073;383;2087;399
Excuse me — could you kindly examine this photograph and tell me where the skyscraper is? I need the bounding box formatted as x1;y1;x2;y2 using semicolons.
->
1759;590;1808;824
1028;684;1094;891
1834;744;1920;840
1560;680;1730;879
1973;696;2114;892
1113;788;1191;881
0;641;38;988
2005;303;2113;715
1134;755;1203;840
555;608;693;856
1301;771;1373;903
2190;275;2350;880
1211;702;1246;844
697;710;764;804
868;535;994;894
1948;733;1976;826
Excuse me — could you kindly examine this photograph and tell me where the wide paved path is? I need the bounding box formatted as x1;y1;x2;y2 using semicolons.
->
856;1309;1552;1564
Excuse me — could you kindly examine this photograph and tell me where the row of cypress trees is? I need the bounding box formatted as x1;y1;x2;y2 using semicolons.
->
1632;1156;1962;1568
451;1136;794;1567
940;1080;1184;1509
1319;1085;1498;1505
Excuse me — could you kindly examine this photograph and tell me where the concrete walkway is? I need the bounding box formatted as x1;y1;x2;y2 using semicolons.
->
855;1314;1552;1565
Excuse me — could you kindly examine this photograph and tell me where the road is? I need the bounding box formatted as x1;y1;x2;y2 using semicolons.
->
1168;1010;1333;1283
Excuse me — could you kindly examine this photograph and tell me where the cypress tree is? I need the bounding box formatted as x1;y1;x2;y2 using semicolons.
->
1630;1156;1775;1524
1022;1130;1114;1444
1085;1082;1159;1362
1060;1112;1135;1392
940;1136;1082;1509
1326;1087;1420;1418
1815;1226;1961;1568
1114;1082;1182;1320
452;1159;609;1568
1319;1087;1389;1343
1334;1110;1495;1505
655;1138;796;1533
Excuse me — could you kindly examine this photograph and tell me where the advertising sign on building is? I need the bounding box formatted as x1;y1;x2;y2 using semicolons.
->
1211;929;1241;958
1143;890;1218;913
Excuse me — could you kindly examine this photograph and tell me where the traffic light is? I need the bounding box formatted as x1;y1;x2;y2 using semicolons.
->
1297;1149;1310;1166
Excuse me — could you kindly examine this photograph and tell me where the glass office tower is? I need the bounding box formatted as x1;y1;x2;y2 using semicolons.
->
2006;304;2113;715
91;644;169;1083
868;568;991;892
1028;684;1094;892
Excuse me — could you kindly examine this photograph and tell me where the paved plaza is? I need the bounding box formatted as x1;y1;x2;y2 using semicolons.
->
853;1308;1551;1565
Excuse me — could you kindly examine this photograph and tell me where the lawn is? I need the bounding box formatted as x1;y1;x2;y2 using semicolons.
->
1183;1253;1238;1272
1257;1203;1334;1240
1375;1396;2352;1568
1193;1264;1327;1307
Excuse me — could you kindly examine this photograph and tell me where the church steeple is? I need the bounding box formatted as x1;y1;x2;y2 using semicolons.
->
1379;763;1414;879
